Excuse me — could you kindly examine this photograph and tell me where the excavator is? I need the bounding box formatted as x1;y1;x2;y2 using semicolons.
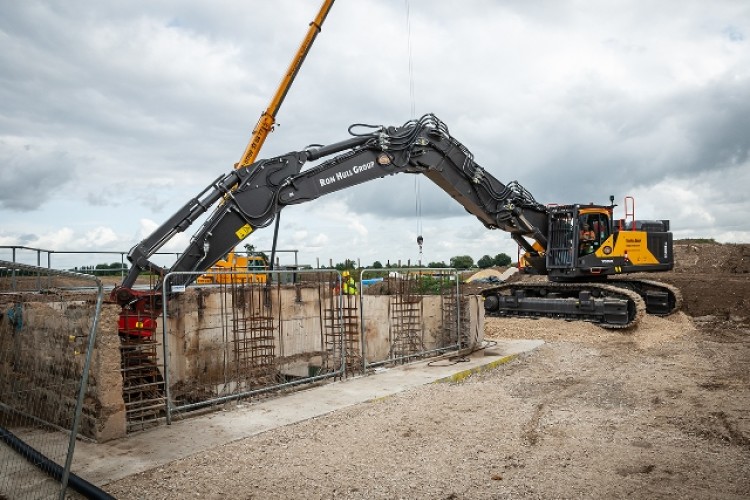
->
113;113;679;336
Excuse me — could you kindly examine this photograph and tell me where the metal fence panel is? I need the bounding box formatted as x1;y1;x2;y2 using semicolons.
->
160;270;346;421
0;261;102;499
359;268;467;371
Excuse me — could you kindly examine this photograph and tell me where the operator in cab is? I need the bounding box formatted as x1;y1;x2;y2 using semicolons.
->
579;223;596;255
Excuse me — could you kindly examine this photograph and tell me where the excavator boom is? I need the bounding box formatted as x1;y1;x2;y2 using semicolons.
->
118;115;546;295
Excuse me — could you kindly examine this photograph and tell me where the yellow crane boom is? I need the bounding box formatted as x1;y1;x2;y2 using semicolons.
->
238;0;335;168
199;0;334;286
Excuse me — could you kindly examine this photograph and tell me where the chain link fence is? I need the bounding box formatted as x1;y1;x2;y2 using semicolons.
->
0;260;103;499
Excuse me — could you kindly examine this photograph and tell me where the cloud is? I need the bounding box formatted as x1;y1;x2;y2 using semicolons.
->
289;230;328;250
25;228;76;249
0;138;77;210
633;159;750;242
0;232;37;246
0;0;748;271
81;226;120;247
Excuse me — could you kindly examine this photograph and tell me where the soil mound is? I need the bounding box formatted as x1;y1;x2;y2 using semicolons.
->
655;241;750;323
673;240;750;274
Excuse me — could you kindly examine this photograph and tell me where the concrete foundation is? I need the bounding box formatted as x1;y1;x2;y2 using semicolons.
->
0;297;126;442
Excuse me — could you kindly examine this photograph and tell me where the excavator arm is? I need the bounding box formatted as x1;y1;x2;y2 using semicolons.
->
115;114;547;304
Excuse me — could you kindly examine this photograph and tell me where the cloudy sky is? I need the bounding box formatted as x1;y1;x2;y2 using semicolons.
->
1;0;748;271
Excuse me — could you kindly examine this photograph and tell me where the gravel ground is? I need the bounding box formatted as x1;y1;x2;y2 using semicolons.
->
105;311;750;499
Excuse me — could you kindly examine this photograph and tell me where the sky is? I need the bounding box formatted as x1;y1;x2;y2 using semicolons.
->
1;0;749;271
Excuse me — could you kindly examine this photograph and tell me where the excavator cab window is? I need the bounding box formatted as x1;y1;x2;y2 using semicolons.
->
578;217;596;256
578;212;610;256
592;213;611;248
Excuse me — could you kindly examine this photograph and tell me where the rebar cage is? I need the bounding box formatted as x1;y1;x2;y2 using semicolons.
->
359;268;468;371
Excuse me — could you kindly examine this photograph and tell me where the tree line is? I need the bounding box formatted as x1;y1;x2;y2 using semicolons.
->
72;262;129;275
327;252;513;271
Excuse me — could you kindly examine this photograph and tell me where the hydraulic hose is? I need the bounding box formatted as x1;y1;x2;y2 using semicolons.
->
0;425;115;500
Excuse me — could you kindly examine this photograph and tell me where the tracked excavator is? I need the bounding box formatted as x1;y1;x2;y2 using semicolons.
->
113;114;679;337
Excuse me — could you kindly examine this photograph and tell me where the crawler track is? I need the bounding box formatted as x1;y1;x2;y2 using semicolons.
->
482;281;647;329
607;278;682;316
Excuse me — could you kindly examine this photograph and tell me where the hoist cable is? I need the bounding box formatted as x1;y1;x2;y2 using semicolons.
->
414;176;423;235
405;0;416;119
405;0;423;258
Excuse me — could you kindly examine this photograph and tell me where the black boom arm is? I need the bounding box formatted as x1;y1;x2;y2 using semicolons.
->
119;114;548;291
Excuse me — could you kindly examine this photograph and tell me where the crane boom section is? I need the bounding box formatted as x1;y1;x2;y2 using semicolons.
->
238;0;335;168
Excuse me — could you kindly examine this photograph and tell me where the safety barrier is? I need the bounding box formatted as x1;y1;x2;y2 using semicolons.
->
0;245;301;285
159;270;348;423
0;260;102;499
112;267;477;431
358;268;469;372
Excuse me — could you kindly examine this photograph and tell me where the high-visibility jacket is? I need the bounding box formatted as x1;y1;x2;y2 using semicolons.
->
342;276;357;295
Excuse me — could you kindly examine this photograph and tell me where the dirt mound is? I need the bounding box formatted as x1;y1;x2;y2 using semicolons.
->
650;241;750;323
673;240;750;274
485;312;695;348
362;280;393;295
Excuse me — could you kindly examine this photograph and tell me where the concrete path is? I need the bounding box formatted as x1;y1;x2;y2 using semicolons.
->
73;339;543;486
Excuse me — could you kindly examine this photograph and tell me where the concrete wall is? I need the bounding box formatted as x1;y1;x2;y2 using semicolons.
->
161;288;483;382
360;295;484;361
0;297;126;443
161;286;330;387
89;304;128;441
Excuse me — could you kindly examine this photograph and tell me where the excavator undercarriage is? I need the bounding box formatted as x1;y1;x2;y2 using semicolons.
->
482;278;681;329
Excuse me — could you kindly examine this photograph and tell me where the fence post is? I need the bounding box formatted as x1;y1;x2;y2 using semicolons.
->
163;275;173;426
60;276;103;499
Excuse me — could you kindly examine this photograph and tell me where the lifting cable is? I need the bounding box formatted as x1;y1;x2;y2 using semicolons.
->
405;0;424;261
405;0;416;119
415;178;423;262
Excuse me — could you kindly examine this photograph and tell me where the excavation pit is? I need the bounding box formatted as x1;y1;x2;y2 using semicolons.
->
1;275;483;442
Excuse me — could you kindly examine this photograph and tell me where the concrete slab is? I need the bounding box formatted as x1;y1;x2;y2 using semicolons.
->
72;338;543;486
